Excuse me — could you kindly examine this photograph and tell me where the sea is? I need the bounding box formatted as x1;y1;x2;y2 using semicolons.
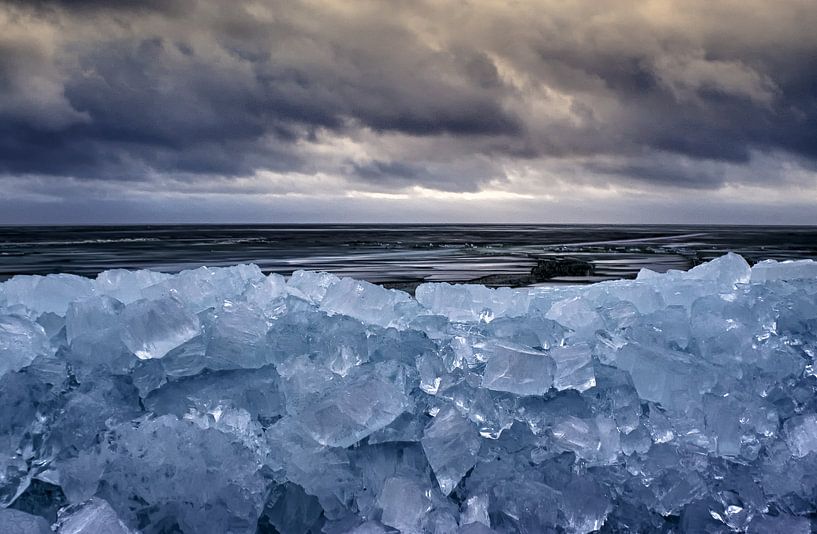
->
2;225;816;290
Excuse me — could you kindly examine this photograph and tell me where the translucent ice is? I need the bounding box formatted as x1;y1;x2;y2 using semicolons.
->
120;296;200;359
2;274;94;315
65;296;123;345
0;508;50;534
481;342;555;396
296;366;411;447
378;477;431;533
460;494;490;527
747;514;811;533
258;482;324;534
546;295;603;334
612;343;705;410
751;258;817;282
242;273;288;312
0;254;815;532
142;264;264;312
415;282;530;322
551;343;595;392
95;269;171;305
54;498;134;534
0;314;49;377
203;301;270;370
784;414;817;458
421;406;481;495
286;269;340;304
321;277;415;328
687;251;751;286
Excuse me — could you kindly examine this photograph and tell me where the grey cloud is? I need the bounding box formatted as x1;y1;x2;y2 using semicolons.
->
349;158;497;192
586;159;728;190
4;0;186;14
0;0;815;194
353;161;427;184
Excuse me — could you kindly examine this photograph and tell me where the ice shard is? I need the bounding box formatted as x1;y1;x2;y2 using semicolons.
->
0;508;50;534
421;406;481;495
54;498;134;534
120;296;200;360
481;342;555;396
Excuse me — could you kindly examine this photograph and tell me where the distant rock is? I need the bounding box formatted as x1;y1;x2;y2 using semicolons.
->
530;257;595;282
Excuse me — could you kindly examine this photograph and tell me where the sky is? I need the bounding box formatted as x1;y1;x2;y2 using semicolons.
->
1;0;816;224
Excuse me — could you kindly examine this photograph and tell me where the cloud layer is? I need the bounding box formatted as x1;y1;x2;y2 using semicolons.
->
1;0;816;221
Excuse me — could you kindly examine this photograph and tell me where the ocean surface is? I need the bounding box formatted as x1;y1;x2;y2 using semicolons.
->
2;225;816;289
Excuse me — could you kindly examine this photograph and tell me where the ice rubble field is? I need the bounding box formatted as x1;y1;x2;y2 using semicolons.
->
1;255;817;533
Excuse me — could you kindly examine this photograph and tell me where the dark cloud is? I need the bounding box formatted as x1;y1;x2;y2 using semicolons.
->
0;0;815;200
0;2;522;185
349;158;498;193
586;159;727;190
2;0;185;14
353;161;426;183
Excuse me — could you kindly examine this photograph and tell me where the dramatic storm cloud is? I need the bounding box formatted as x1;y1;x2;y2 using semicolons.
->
0;0;816;222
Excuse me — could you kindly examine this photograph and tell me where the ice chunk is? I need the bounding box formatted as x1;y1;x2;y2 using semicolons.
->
146;363;283;421
784;414;817;458
612;343;707;410
0;314;50;377
460;494;490;527
459;523;497;534
320;277;414;328
378;477;432;533
598;300;640;331
559;478;611;532
143;264;264;312
0;508;50;534
751;258;817;282
95;269;171;304
131;358;166;397
2;274;94;315
545;295;602;334
588;365;642;435
367;412;428;444
120;296;200;359
203;301;270;370
415;282;530;322
65;295;123;344
98;415;268;533
54;497;134;534
551;343;595;392
485;316;566;350
347;521;391;534
585;280;664;314
489;479;562;530
687;252;751;286
635;253;751;311
421;406;481;495
550;416;601;459
287;270;340;303
259;482;324;534
0;367;69;506
747;514;811;533
243;273;288;311
627;305;690;350
297;368;411;447
423;509;459;533
689;295;756;361
481;342;555;396
465;388;515;439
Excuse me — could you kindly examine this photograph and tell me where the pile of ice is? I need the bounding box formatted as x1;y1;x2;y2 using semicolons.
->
1;254;817;533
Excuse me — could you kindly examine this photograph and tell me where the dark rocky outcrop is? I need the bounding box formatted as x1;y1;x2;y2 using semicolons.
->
530;257;595;282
